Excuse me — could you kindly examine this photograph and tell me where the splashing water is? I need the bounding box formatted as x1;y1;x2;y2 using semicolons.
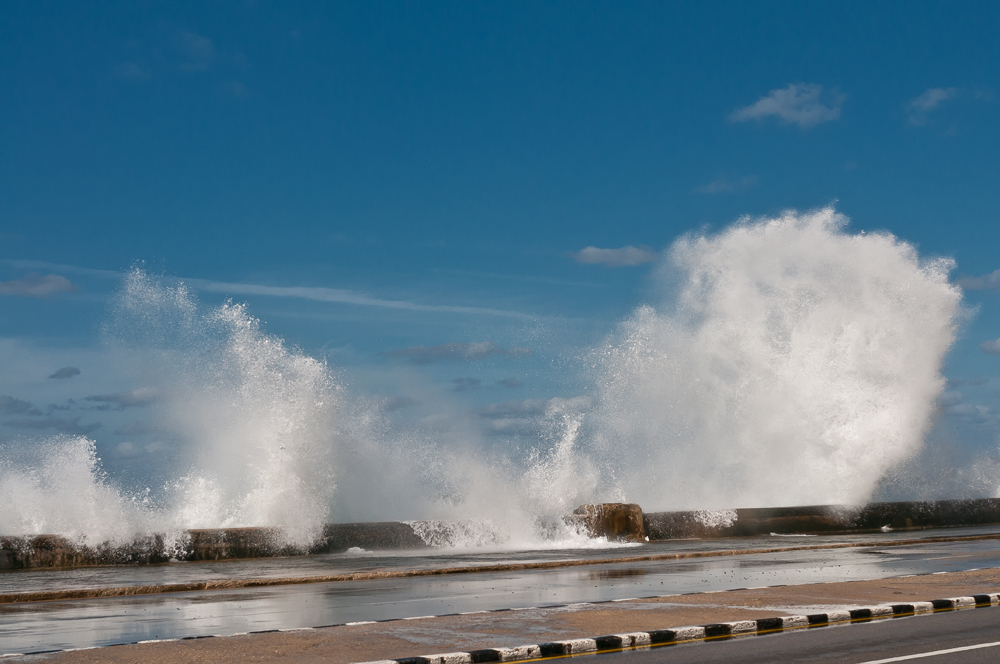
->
0;437;152;545
0;271;341;547
0;270;599;549
586;208;962;509
109;272;341;546
0;209;967;549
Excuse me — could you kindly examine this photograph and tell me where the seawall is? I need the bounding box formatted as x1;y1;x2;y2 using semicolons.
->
643;498;1000;540
3;498;1000;571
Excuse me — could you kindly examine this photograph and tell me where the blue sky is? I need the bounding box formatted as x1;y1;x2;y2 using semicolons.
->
2;2;1000;487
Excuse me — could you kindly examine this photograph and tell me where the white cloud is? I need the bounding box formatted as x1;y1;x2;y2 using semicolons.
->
981;338;1000;355
474;396;595;434
114;420;160;436
84;387;159;408
4;416;101;435
947;376;989;388
938;390;998;427
730;84;844;128
696;175;758;194
376;396;418;412
177;31;215;70
451;377;481;392
116;62;151;80
474;398;550;419
906;87;958;125
111;441;141;458
0;259;120;280
571;246;658;267
386;341;531;365
956;269;1000;291
0;274;75;298
111;440;166;458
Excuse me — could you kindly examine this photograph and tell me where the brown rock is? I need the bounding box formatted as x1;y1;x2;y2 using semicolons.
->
571;503;646;542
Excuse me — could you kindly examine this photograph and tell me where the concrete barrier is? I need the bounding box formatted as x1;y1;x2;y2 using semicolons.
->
644;505;850;540
643;498;1000;540
5;498;1000;570
853;498;1000;531
0;534;171;570
187;527;299;560
0;522;430;570
317;521;428;553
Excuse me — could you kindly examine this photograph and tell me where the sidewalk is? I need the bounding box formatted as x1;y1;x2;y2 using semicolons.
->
30;566;1000;664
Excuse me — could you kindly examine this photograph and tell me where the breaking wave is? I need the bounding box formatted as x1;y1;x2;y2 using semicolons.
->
0;208;967;548
586;208;962;509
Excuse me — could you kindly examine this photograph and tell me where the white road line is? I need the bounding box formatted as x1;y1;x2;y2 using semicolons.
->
857;639;1000;663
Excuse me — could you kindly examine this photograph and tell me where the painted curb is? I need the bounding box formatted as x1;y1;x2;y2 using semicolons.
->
351;593;1000;664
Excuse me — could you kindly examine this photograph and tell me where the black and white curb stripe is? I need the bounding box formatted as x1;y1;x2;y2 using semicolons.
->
354;594;1000;664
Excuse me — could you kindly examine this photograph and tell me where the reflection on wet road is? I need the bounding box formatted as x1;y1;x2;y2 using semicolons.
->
3;526;1000;654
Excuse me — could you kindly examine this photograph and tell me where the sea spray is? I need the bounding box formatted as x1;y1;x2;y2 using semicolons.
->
0;270;596;549
0;210;968;549
106;271;341;547
587;208;962;509
0;437;152;545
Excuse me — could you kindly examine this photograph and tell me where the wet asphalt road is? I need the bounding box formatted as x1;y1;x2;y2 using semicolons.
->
2;527;1000;655
617;605;1000;663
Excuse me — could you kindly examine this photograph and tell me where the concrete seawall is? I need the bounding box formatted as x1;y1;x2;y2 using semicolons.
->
4;498;1000;571
0;522;430;570
643;498;1000;540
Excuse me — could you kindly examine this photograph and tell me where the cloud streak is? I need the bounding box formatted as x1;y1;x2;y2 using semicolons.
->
0;261;535;319
385;341;531;365
956;270;1000;291
4;416;101;435
115;420;161;436
473;396;595;434
1;260;544;320
570;246;658;267
731;84;844;128
695;175;758;194
451;377;481;392
84;387;159;409
906;87;958;126
0;274;75;298
189;279;533;319
48;367;81;379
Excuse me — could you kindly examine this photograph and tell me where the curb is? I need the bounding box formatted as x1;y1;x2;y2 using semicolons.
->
352;593;1000;664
